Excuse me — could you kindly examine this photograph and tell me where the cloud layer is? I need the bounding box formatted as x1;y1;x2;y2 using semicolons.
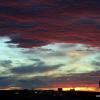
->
0;0;100;47
0;37;100;88
0;0;100;89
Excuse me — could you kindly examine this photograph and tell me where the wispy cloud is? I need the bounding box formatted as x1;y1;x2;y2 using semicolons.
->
0;37;100;88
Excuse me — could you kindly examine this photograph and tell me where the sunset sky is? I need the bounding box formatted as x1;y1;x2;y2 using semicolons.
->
0;0;100;90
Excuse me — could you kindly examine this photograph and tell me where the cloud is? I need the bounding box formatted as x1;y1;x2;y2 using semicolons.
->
0;71;100;89
48;71;100;87
7;34;49;47
0;75;53;89
0;76;15;86
0;36;100;88
0;1;100;47
16;78;48;89
0;60;12;67
92;61;100;67
0;0;100;89
10;61;63;74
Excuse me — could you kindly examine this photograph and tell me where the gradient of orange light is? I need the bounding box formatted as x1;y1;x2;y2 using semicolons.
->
0;86;22;90
37;83;100;92
35;86;100;92
63;87;96;91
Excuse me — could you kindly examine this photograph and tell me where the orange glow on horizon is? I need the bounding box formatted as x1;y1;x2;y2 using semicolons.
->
35;84;100;92
63;87;99;92
0;86;22;90
35;87;100;92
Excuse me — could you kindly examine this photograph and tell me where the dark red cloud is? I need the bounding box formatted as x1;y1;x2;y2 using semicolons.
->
0;0;100;47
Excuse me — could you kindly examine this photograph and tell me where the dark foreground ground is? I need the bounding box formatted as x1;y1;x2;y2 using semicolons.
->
0;90;100;100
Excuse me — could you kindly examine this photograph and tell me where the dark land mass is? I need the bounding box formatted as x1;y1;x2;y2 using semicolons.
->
0;90;100;100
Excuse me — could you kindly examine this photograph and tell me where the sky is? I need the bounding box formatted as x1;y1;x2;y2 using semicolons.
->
0;0;100;90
